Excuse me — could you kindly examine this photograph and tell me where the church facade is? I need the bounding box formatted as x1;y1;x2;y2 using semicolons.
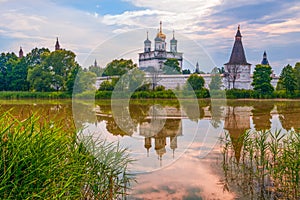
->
138;22;183;71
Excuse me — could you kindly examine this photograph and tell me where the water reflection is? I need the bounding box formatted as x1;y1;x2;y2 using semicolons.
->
1;99;300;199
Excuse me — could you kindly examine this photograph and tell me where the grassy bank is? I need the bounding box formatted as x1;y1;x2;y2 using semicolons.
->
220;130;300;199
0;91;72;99
0;112;134;199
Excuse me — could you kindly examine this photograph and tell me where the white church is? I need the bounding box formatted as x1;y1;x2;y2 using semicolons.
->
96;22;279;90
138;21;183;71
136;22;279;90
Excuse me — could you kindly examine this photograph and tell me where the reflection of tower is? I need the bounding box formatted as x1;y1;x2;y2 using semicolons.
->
170;136;178;159
144;137;152;157
224;106;251;162
155;135;166;166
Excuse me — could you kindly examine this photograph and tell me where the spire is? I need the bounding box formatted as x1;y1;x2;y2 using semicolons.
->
156;21;166;40
236;25;242;38
225;25;250;65
159;21;162;33
261;51;270;65
94;59;98;67
195;62;200;73
55;37;60;51
19;46;23;58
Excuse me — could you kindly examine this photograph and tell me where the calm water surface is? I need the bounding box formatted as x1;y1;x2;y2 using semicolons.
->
1;99;299;199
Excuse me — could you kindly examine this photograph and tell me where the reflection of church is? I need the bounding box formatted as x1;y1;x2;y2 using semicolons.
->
140;118;182;161
139;106;183;163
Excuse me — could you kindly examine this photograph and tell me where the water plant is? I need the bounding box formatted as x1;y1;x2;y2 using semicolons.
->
0;111;134;199
220;129;300;199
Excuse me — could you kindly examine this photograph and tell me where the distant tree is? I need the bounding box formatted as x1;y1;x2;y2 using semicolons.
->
88;65;104;77
294;62;300;90
103;59;137;76
98;78;119;91
163;58;181;74
186;74;205;90
277;64;297;94
73;70;97;93
209;74;222;90
182;69;191;74
252;64;274;95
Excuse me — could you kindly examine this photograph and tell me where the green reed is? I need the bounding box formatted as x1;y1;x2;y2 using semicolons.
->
220;129;300;199
0;111;134;199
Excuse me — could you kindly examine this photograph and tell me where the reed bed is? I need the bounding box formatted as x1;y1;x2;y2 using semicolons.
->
0;111;134;199
220;129;299;199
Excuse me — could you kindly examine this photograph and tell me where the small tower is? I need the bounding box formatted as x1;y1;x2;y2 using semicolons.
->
195;62;200;74
19;47;23;58
224;25;251;89
55;37;60;51
144;31;151;52
261;51;269;65
170;30;177;52
94;59;98;67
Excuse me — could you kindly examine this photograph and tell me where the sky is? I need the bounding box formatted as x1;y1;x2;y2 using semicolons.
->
1;0;300;75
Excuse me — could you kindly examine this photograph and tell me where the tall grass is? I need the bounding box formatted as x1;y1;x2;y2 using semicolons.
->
0;111;134;199
220;129;300;199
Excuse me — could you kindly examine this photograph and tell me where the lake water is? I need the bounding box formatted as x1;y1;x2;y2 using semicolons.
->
1;99;299;199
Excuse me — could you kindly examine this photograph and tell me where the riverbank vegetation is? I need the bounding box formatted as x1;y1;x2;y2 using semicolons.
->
0;111;134;199
220;129;299;199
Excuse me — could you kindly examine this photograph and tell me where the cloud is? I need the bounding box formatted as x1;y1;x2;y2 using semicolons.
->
0;0;112;65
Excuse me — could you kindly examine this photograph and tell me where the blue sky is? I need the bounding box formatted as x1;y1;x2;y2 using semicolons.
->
0;0;300;74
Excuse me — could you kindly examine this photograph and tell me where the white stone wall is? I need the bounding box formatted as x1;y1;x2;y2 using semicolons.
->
96;74;279;91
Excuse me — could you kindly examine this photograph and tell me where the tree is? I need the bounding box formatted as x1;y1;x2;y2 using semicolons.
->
0;52;18;91
251;64;274;95
294;62;300;90
209;67;222;90
88;65;104;77
73;70;97;93
224;65;240;89
277;64;297;94
9;58;29;91
182;69;191;74
186;74;205;90
162;58;181;74
103;59;137;76
98;78;119;91
25;48;50;67
27;49;79;92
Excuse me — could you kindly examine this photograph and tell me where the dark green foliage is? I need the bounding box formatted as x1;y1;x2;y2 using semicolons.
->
163;58;181;74
252;64;274;95
186;74;205;91
0;91;71;99
182;69;191;74
103;59;137;76
277;64;297;94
